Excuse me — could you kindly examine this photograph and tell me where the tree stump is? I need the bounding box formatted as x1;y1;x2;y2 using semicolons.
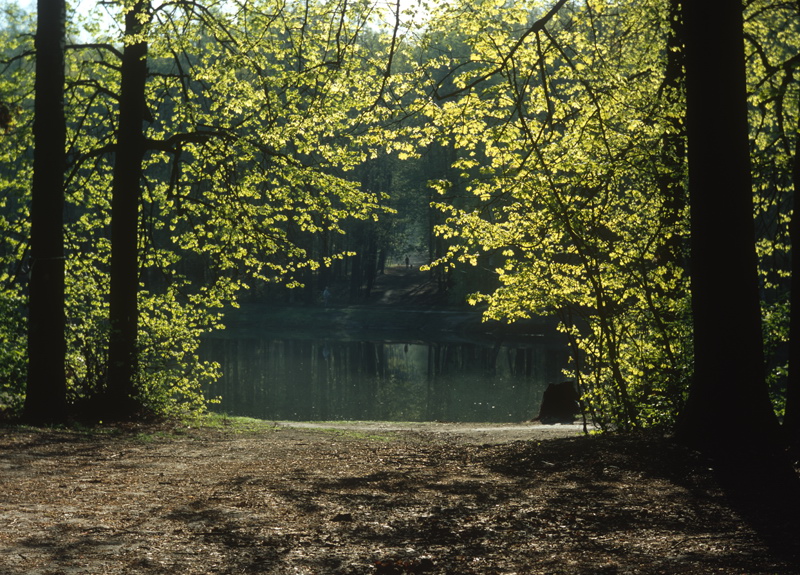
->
536;382;580;423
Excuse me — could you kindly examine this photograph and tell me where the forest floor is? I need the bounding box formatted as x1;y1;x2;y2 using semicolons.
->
2;419;800;575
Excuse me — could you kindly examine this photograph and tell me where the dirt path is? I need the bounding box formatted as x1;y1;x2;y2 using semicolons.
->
1;422;797;575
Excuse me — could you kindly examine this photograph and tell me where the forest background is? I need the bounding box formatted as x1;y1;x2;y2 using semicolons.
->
1;0;799;459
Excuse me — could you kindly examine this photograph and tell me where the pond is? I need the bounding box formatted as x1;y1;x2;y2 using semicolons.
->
200;305;571;423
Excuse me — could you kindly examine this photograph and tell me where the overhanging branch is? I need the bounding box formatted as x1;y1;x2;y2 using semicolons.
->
434;0;571;100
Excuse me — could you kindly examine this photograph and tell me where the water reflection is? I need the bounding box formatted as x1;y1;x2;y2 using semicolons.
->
202;334;570;422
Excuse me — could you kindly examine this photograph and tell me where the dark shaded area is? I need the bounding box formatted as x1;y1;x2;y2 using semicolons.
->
707;450;800;564
536;381;580;423
366;265;446;308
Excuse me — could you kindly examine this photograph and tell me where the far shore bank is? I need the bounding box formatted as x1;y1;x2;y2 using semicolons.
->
212;302;563;345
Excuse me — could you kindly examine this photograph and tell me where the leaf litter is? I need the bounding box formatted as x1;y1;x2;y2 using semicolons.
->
0;422;798;574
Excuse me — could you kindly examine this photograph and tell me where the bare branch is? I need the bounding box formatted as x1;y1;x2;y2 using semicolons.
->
66;42;123;60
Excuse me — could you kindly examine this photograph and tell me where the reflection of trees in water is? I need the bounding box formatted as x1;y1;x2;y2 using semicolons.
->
203;337;569;422
425;344;552;421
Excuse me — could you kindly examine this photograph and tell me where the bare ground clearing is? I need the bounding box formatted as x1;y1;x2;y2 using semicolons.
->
1;421;798;575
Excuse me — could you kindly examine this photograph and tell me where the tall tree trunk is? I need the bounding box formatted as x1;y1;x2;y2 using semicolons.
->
24;0;68;424
657;0;686;265
106;2;149;419
676;0;783;452
783;113;800;451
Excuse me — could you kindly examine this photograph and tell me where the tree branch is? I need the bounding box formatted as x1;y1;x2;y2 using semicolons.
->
66;42;123;60
434;0;571;100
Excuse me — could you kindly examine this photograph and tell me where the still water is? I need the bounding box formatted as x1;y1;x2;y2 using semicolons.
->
201;308;570;422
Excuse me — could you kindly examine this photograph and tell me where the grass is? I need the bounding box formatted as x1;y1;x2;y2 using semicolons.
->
0;412;281;443
1;413;406;444
181;412;282;433
304;426;397;442
196;415;399;441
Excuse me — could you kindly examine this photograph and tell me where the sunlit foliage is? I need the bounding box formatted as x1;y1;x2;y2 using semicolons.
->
2;0;797;427
2;0;398;417
0;2;34;416
744;0;800;409
408;0;690;429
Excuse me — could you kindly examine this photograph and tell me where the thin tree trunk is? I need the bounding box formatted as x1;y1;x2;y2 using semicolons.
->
106;2;149;419
24;0;68;424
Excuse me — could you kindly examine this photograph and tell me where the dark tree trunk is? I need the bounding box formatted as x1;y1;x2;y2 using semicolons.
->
676;0;783;452
349;250;362;301
783;114;800;451
106;2;149;419
676;12;800;553
24;0;68;424
657;0;686;264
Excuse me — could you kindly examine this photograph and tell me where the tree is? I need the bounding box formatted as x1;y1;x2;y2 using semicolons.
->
740;0;800;452
105;0;150;418
61;0;392;418
675;0;784;452
23;0;68;424
786;123;800;450
13;0;793;436
411;0;691;429
0;5;34;418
